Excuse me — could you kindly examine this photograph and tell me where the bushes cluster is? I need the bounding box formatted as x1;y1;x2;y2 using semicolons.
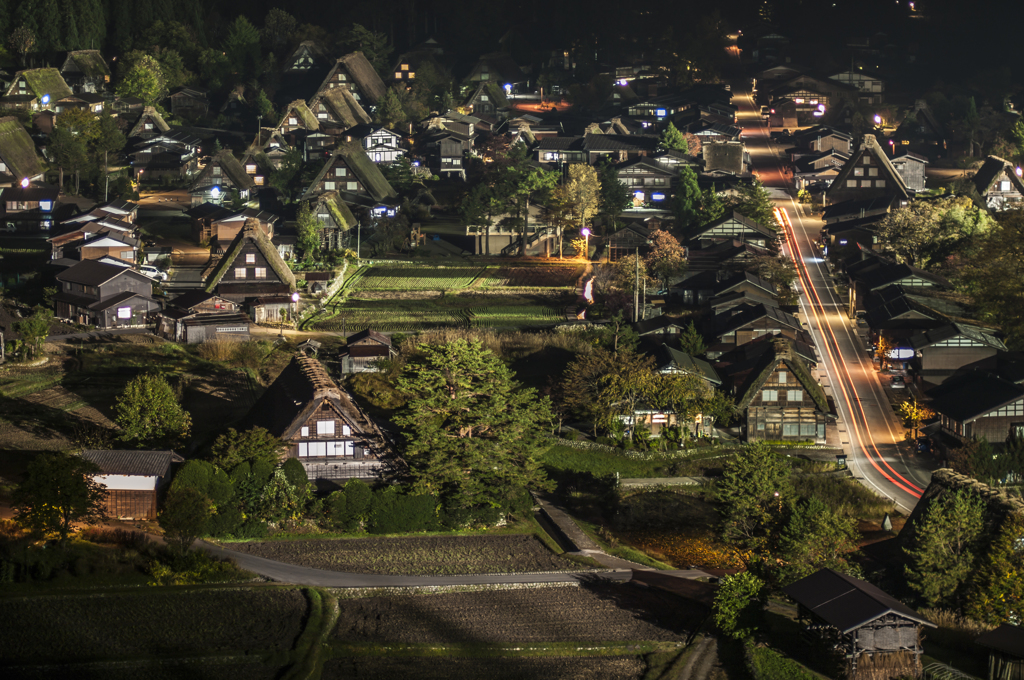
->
744;642;820;680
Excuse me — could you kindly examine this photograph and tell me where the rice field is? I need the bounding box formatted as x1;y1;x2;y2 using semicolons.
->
346;266;486;291
310;302;565;333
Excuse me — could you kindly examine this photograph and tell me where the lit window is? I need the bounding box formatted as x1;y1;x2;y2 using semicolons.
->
408;72;415;79
144;123;153;130
234;267;246;278
288;117;297;125
245;253;256;264
301;426;309;437
809;99;818;105
481;95;489;102
254;176;264;186
868;167;877;176
343;424;351;436
778;371;787;383
876;179;885;187
317;420;335;435
395;72;403;79
335;167;346;176
762;390;779;402
480;72;489;80
347;182;357;191
401;64;409;71
255;267;266;279
787;390;802;401
854;168;864;177
324;181;336;191
847;180;857;187
245;164;256;174
794;98;804;104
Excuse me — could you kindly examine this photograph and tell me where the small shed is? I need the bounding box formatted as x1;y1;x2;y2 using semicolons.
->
81;450;183;520
784;569;935;680
340;329;396;373
976;623;1024;680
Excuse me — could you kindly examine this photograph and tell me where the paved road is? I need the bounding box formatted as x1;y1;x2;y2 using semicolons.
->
734;90;932;513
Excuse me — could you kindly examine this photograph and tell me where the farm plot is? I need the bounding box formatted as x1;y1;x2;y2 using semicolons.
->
311;306;467;333
332;582;695;644
483;266;584;289
225;535;576;576
323;656;646;680
8;659;285;680
347;266;485;291
470;304;564;328
0;587;308;663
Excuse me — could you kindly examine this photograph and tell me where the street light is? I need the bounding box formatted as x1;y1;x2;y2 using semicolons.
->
581;227;591;260
874;114;882;125
291;291;300;328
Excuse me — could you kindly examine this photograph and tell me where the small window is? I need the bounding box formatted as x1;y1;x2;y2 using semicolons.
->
408;72;415;79
144;123;153;130
300;426;309;437
342;424;351;436
876;179;885;188
778;371;787;383
847;179;857;188
245;253;256;264
317;420;335;436
245;164;257;174
254;176;264;186
868;167;878;176
863;156;871;164
324;181;336;191
783;423;800;436
395;72;403;79
762;390;779;402
288;117;297;126
481;95;489;102
253;267;265;279
346;181;357;191
801;422;817;436
787;390;802;401
234;267;246;279
854;168;864;177
480;72;489;80
1000;181;1012;192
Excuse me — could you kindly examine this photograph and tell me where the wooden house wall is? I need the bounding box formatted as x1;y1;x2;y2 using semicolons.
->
104;489;157;520
918;346;998;384
745;365;826;441
97;274;152;300
828;152;896;205
315;158;362;196
81;244;137;261
223;244;284;284
99;297;160;328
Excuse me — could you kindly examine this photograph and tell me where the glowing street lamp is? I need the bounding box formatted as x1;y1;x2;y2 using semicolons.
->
874;114;882;125
581;227;591;259
20;178;29;188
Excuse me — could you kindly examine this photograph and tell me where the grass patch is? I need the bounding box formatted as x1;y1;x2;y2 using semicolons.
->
792;474;895;519
575;519;674;570
540;444;738;481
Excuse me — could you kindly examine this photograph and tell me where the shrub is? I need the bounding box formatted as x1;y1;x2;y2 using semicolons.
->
366;486;439;534
281;458;308;490
344;479;372;520
745;642;819;680
232;340;272;370
171;461;234;506
918;608;995;655
326;490;351;530
196;339;235;361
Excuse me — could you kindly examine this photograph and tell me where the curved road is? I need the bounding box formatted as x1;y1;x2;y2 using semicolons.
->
734;91;932;512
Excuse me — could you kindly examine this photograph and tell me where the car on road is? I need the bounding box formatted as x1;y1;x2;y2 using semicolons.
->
890;375;906;389
139;264;169;282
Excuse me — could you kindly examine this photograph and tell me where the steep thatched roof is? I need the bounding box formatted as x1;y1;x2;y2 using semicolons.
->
279;100;320;131
335;140;397;201
313;86;372;129
973;155;1024;196
206;217;296;293
6;68;74;101
190;149;256;194
735;338;830;413
128;106;170;137
335;52;387;104
65;50;110;78
317;191;357;231
0;116;42;178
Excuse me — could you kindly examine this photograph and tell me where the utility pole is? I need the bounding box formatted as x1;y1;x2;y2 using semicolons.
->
104;150;108;202
633;247;639;323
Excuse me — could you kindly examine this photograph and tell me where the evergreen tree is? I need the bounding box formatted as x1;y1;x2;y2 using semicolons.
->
340;24;392;76
78;0;106;49
59;0;80;50
966;513;1024;625
116;52;167;105
678;321;707;357
596;156;632;217
394;340;554;512
295;201;321;262
114;373;192;447
659;121;689;153
777;497;861;585
31;0;60;52
674;166;701;230
715;441;791;551
735;178;779;230
375;87;406;129
903;488;986;608
223;15;261;79
699;185;726;225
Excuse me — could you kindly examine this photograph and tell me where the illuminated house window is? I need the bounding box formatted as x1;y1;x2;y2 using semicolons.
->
245;164;256;174
408;72;415;79
346;182;357;191
234;268;247;279
254;176;264;185
324;181;335;190
288;117;297;126
794;98;804;104
255;267;267;279
401;64;409;71
245;253;256;264
335;167;346;176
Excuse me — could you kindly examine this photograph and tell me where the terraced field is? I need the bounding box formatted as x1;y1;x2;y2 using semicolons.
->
346;266;485;291
482;266;584;289
309;300;565;333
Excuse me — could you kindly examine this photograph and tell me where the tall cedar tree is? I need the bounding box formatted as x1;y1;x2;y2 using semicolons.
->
715;441;791;551
678;321;707;356
903;488;986;608
961;208;1024;347
674;166;702;230
596;157;632;218
14;452;106;543
394;340;554;511
777;496;861;585
735;178;779;231
115;373;192;447
659;122;688;153
966;513;1024;625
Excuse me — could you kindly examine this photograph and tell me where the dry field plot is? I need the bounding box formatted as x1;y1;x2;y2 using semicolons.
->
7;660;284;680
332;583;693;644
226;534;576;575
323;656;646;680
0;587;308;664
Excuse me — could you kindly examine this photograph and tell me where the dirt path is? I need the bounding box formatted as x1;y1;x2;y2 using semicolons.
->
679;636;720;680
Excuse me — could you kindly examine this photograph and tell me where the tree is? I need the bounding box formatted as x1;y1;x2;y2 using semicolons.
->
375;87;406;129
159;486;211;555
613;252;655;297
115;52;167;106
745;254;798;305
715;441;791;551
93;109;126;200
966;513;1024;625
114;374;192;447
961;209;1024;346
340;24;393;76
47;127;89;193
903;488;986;608
877;195;993;269
14;452;106;543
564;163;601;231
261;8;297;51
678;321;707;357
54;107;100;140
500;149;558;255
777;497;861;585
223;16;261;79
295;201;321;262
674;166;702;230
699;185;726;226
210;427;283;469
14;306;51;360
645;229;688;290
461;183;493;253
713;572;766;640
561;349;655;435
659;122;688;153
897;397;935;440
394;340;554;512
8;25;35;67
735;178;779;231
596;157;632;217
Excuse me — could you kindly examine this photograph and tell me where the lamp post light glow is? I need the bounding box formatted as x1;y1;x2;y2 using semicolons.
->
581;227;591;259
874;115;882;125
20;178;29;188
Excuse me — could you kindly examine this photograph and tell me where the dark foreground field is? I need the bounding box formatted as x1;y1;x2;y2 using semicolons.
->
225;534;578;575
1;581;702;680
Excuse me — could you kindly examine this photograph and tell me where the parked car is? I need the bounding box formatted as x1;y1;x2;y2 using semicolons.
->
890;375;906;389
139;264;168;282
916;437;932;453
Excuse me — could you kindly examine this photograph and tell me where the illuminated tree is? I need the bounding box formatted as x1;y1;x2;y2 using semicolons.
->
674;166;702;230
565;163;601;231
645;228;688;290
659;122;688;153
115;374;192;447
14;452;106;543
714;441;791;551
966;513;1024;624
8;26;35;67
116;52;167;106
897;397;934;440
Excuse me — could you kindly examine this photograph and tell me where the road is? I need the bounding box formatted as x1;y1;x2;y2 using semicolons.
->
733;90;933;513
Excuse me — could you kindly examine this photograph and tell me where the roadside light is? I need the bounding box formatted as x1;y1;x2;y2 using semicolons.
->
20;178;28;188
291;292;300;303
874;115;882;125
1017;167;1023;177
211;186;220;198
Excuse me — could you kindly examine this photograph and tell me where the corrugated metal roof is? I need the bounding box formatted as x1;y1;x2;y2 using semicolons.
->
81;450;182;477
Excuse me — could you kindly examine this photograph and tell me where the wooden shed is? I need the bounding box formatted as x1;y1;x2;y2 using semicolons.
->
81;450;183;520
784;568;935;680
976;623;1024;680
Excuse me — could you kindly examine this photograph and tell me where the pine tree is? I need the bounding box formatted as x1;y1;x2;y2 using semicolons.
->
659;121;688;153
59;0;80;50
966;513;1024;624
674;166;701;230
715;441;791;551
375;87;406;129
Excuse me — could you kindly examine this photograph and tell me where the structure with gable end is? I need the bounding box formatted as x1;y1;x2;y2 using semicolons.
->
972;155;1024;211
825;134;909;207
81;449;183;520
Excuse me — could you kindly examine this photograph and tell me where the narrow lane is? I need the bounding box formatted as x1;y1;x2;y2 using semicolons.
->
733;90;932;512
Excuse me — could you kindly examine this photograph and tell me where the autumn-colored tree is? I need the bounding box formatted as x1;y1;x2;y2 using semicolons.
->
645;229;688;290
564;163;601;232
897;397;935;440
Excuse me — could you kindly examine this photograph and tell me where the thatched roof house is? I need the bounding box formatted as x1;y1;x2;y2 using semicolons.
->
0;116;43;184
